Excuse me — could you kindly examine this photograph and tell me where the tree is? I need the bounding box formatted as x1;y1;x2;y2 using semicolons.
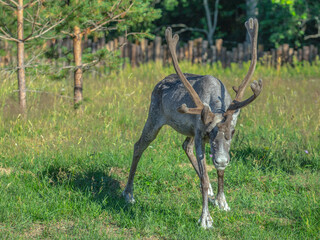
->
0;0;68;115
153;0;246;47
258;0;320;48
164;0;220;46
55;0;161;109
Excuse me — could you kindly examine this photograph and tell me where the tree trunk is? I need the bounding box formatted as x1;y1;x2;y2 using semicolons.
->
203;0;219;46
17;0;27;114
73;26;83;107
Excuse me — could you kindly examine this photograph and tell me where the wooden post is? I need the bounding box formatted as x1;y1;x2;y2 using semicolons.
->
192;46;197;64
232;47;238;63
188;40;193;62
244;42;250;61
298;48;303;62
282;44;289;64
99;35;106;50
237;43;244;68
194;38;202;64
314;46;318;63
148;42;154;62
114;38;118;49
288;48;294;66
137;44;142;66
155;36;161;62
215;39;223;62
92;37;98;53
226;51;232;68
118;37;125;57
163;44;168;66
293;50;298;65
303;46;310;63
140;39;148;63
221;47;227;68
202;40;208;64
210;46;217;64
184;44;188;63
4;40;10;67
271;49;276;68
309;45;315;62
178;45;184;61
258;44;264;59
131;44;137;67
276;46;282;70
266;51;272;67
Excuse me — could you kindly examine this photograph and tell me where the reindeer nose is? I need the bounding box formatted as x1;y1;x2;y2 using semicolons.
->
215;157;228;165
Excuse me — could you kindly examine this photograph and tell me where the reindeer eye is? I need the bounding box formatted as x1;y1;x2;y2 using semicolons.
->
231;130;236;137
224;132;231;140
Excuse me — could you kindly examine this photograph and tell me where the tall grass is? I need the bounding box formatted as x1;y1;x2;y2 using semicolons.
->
0;62;319;239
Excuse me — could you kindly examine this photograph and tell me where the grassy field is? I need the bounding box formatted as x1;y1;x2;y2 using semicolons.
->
0;61;319;239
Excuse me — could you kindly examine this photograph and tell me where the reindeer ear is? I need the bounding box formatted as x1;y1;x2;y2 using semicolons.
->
201;105;215;125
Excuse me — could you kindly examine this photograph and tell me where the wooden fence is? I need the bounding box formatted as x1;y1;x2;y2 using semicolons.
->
0;36;319;68
116;37;319;68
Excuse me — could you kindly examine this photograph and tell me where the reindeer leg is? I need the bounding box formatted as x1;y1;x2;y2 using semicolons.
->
182;137;215;201
123;116;163;204
214;170;230;211
195;136;213;229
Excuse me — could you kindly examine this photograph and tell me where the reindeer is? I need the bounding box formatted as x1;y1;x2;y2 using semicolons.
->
123;18;262;229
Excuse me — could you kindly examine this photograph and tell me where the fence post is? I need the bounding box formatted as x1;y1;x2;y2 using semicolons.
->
282;44;289;64
309;45;315;62
140;39;148;63
232;47;238;63
303;46;310;63
202;40;208;64
221;47;227;68
276;47;282;70
226;51;232;68
148;42;154;62
188;40;193;62
288;48;294;66
210;46;217;64
215;39;223;62
163;44;168;66
155;36;162;62
237;43;244;68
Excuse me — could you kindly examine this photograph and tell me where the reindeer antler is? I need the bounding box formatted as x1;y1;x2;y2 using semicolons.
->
165;27;206;115
226;18;262;113
216;18;262;140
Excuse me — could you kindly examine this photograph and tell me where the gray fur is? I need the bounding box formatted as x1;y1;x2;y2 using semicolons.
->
123;18;260;229
123;73;239;229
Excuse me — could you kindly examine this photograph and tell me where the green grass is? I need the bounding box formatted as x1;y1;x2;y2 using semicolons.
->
0;61;319;239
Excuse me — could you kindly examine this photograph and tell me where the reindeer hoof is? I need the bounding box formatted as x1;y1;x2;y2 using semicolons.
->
214;193;230;211
198;212;213;229
122;191;136;204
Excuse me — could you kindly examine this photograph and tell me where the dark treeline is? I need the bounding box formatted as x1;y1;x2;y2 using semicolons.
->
150;0;320;50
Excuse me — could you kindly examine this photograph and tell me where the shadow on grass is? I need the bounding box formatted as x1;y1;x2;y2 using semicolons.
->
230;145;317;173
42;165;129;212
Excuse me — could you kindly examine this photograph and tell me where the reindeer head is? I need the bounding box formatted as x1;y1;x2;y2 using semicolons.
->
165;18;262;170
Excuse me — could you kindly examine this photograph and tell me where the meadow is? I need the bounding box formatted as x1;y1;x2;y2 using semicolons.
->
0;61;319;239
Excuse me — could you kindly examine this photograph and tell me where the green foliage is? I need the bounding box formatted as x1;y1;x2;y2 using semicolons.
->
54;0;161;37
154;0;320;49
259;0;319;48
0;62;319;238
0;0;67;42
49;0;161;76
